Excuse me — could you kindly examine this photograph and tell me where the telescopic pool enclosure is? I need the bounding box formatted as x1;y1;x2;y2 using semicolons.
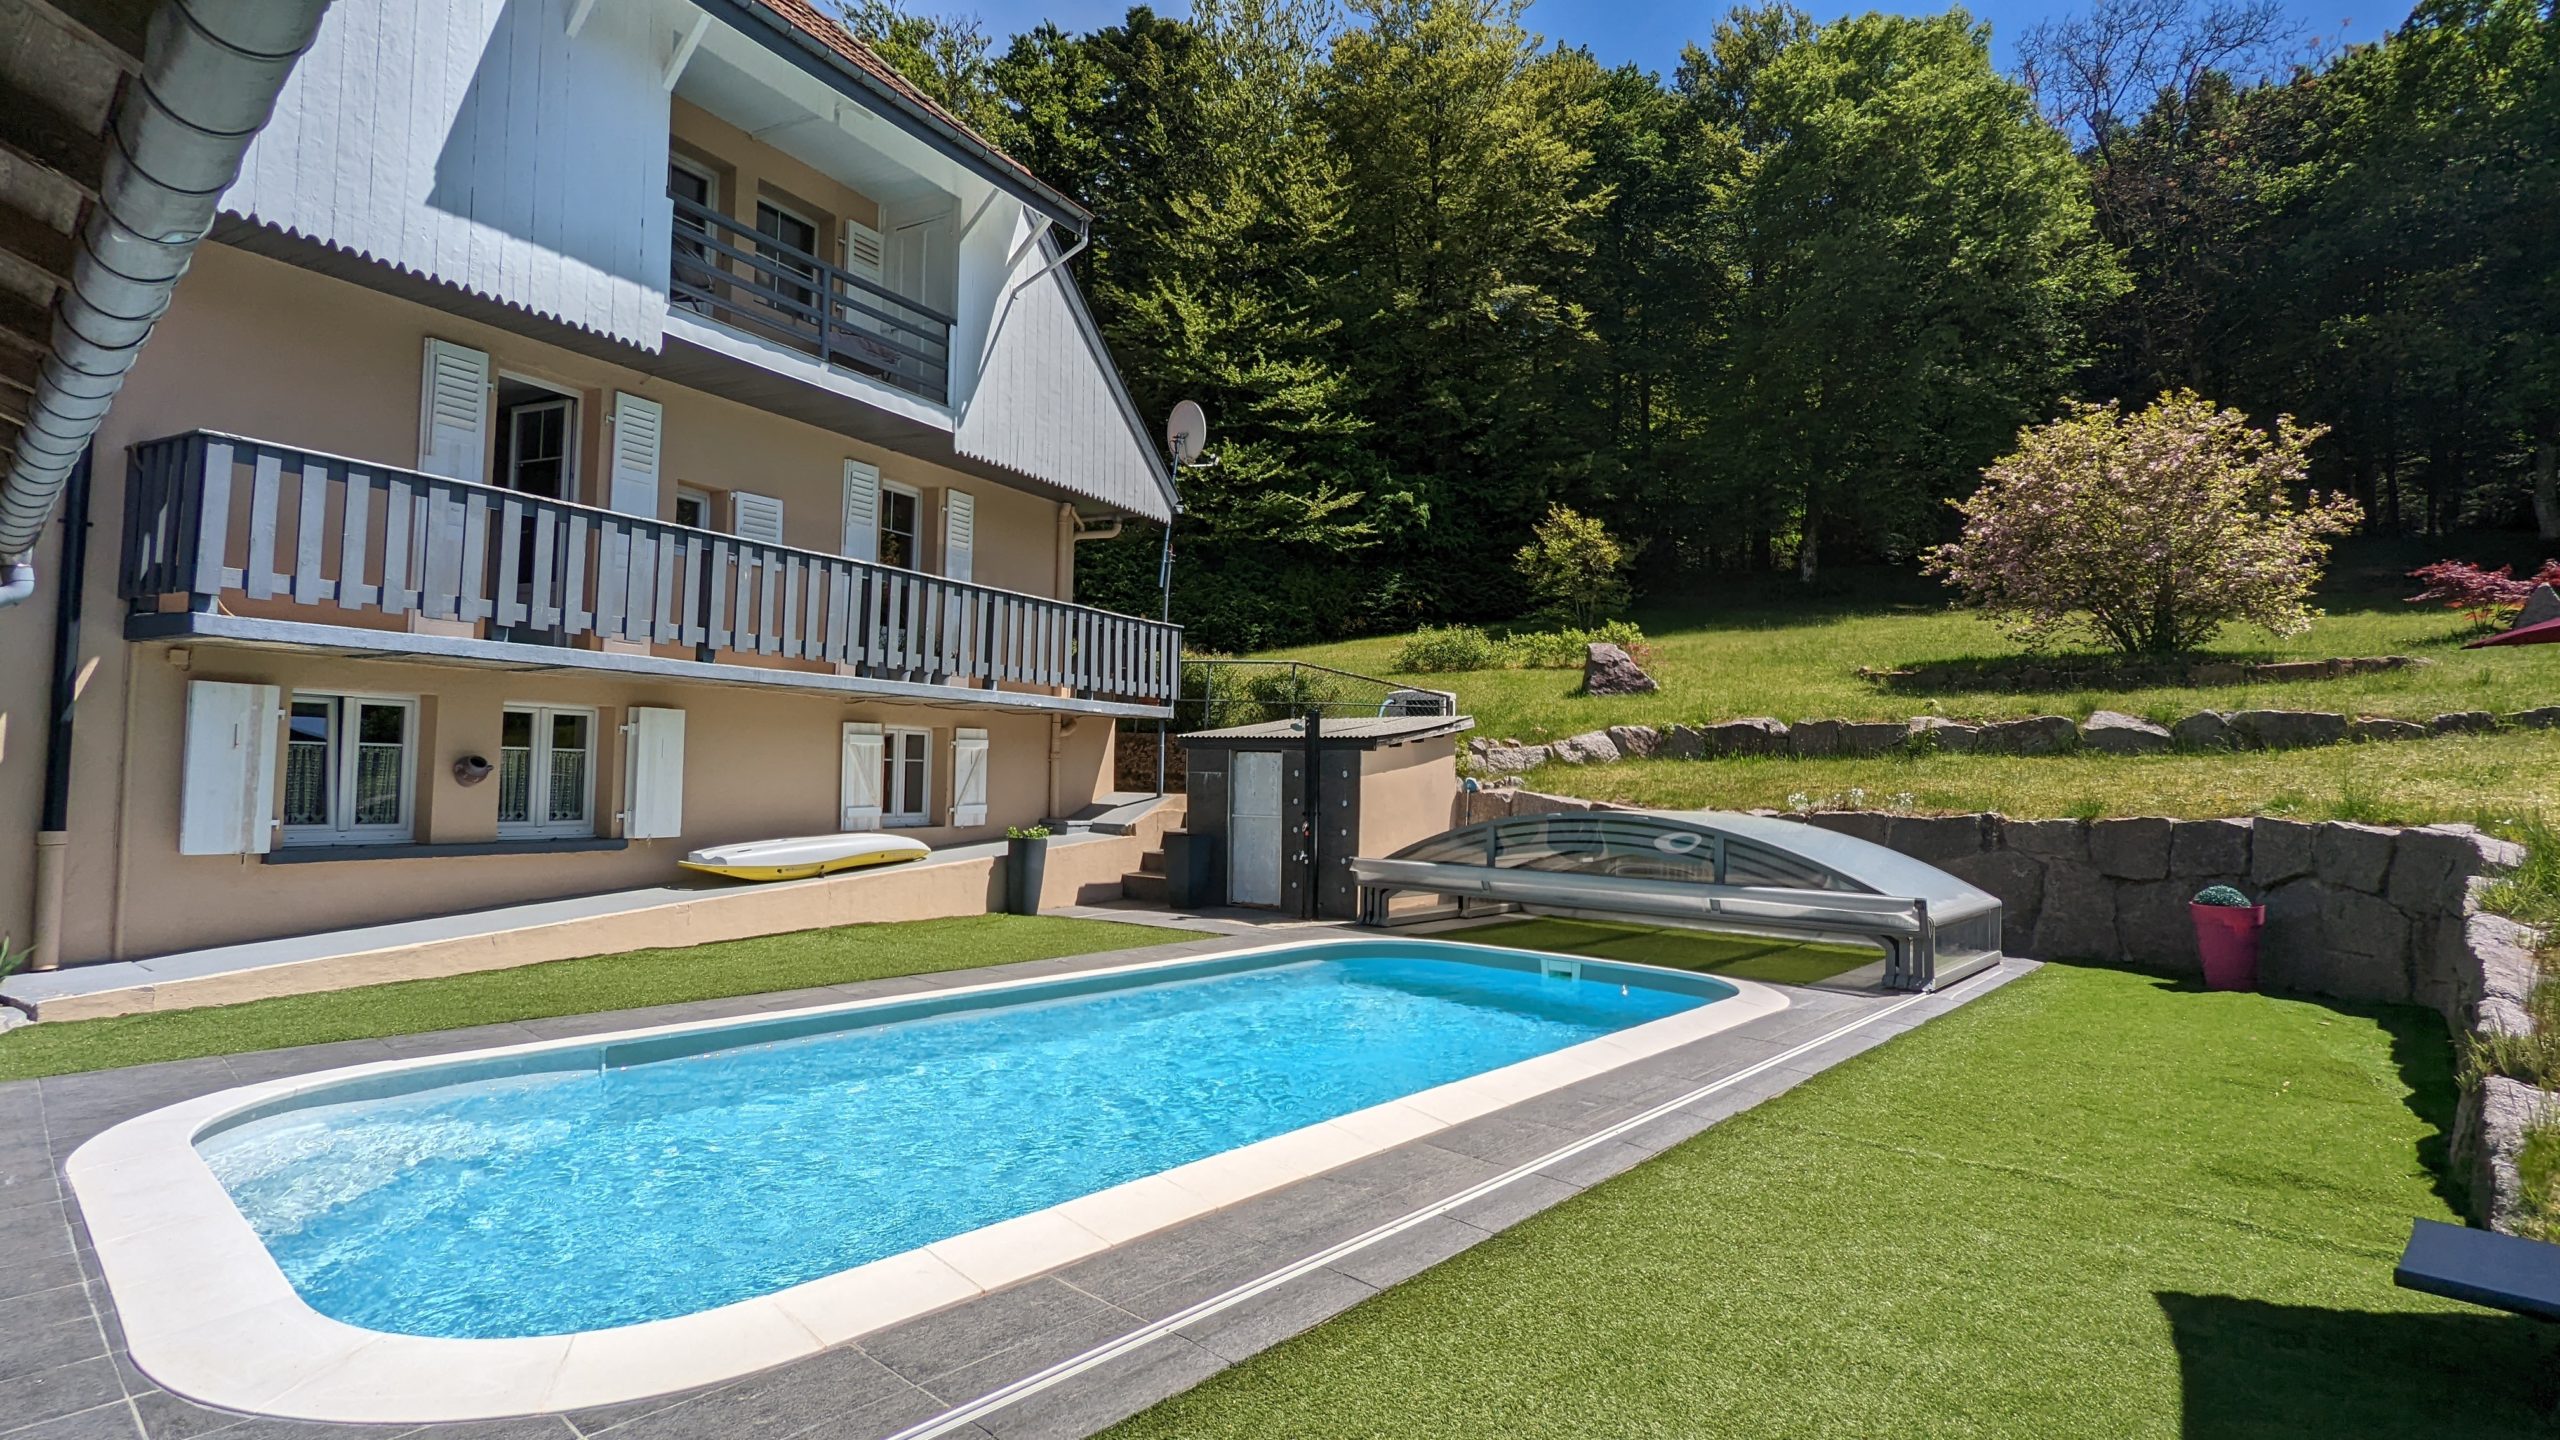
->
1350;810;2003;992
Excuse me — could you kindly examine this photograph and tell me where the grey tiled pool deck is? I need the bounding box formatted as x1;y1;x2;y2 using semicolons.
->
0;922;2032;1440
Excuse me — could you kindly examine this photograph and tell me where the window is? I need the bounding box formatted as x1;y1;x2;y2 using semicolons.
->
281;695;415;846
498;705;595;838
755;199;821;315
498;391;575;500
674;485;712;531
668;158;718;313
878;481;921;571
881;726;929;827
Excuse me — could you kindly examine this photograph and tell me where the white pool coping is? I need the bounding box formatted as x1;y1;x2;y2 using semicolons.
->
67;937;1786;1424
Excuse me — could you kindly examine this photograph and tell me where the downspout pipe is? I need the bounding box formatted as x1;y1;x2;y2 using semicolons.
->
29;449;92;972
0;0;334;566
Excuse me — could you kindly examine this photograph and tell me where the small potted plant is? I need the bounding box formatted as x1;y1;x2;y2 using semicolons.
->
1004;825;1051;916
2190;884;2264;991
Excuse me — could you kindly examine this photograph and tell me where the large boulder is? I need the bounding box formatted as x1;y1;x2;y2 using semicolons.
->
1662;724;1707;760
1582;642;1657;696
2006;817;2089;862
2249;817;2319;887
2169;818;2252;877
2351;716;2428;743
1606;724;1663;759
2519;583;2560;628
2089;816;2173;881
2314;821;2397;892
1475;743;1551;775
1840;721;1909;756
2227;709;2349;749
1790;719;1849;757
2169;710;2234;749
1907;716;1980;752
2080;710;2171;755
1547;730;1622;766
1699;717;1791;756
1980;714;2078;755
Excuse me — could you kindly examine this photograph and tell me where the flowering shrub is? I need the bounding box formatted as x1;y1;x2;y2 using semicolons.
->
1925;392;2361;657
2406;559;2560;623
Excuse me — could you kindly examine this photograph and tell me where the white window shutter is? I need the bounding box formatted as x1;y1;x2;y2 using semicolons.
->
843;219;886;285
951;727;989;827
608;393;664;517
841;722;885;830
731;491;786;545
841;460;880;562
942;490;974;584
180;681;280;856
417;339;490;482
622;707;686;838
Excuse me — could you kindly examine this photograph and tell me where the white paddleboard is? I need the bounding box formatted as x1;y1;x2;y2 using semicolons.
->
678;832;930;882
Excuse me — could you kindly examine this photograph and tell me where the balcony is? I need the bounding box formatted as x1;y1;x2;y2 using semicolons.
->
118;433;1179;719
670;197;953;407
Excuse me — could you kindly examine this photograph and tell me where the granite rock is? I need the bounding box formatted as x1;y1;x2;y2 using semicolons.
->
2314;821;2398;892
2350;716;2428;743
2169;711;2234;749
2089;816;2174;881
1980;714;2078;755
1906;716;1980;752
2080;710;2172;755
1700;718;1790;756
2170;818;2253;878
1606;724;1663;760
2228;709;2350;749
1582;642;1658;696
1547;731;1621;766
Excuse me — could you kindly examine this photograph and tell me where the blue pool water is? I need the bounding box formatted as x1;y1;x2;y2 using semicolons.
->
197;943;1725;1339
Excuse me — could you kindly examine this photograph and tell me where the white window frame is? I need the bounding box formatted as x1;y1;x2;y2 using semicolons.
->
496;388;579;501
755;196;823;313
881;724;931;828
878;478;923;572
673;484;714;532
497;703;598;840
279;692;417;848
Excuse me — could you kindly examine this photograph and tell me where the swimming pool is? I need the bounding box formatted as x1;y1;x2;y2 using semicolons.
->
73;936;1783;1421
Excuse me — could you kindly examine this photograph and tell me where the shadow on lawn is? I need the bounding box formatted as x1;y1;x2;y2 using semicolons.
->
2157;1293;2555;1437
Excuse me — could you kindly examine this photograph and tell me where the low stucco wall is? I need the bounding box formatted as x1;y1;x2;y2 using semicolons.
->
16;799;1183;1022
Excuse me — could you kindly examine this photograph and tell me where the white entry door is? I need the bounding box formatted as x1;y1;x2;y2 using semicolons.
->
1228;751;1285;908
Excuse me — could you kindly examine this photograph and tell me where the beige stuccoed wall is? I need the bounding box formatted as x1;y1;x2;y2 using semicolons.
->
0;242;1129;965
1356;739;1462;860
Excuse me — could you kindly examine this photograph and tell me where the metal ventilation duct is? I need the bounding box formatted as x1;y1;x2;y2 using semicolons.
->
0;0;332;567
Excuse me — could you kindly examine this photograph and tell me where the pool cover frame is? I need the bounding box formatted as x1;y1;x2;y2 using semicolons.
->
1351;810;2004;992
65;936;1782;1424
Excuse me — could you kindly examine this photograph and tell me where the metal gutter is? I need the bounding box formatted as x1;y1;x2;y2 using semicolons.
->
0;0;334;565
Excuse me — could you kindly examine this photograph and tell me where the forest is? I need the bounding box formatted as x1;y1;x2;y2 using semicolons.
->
835;0;2559;651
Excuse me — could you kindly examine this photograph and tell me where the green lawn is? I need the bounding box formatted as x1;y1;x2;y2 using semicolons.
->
1257;546;2560;742
1445;916;1881;985
1111;964;2547;1439
0;914;1176;1082
1527;728;2560;827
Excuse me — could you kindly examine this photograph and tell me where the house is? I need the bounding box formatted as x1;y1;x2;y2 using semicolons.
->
0;0;1181;969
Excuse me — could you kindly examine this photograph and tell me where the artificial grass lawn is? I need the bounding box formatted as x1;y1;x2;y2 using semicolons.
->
1110;964;2548;1439
0;914;1177;1082
1532;728;2560;829
1445;916;1880;985
1256;543;2560;742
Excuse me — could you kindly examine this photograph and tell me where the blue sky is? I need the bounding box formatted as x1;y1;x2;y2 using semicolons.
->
957;1;2414;74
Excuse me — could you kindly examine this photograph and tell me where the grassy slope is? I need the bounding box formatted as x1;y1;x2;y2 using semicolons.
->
1445;917;1881;985
0;915;1176;1082
1536;729;2560;826
1257;549;2560;743
1111;965;2546;1439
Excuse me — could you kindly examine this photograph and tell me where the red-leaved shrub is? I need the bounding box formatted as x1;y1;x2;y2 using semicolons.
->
2406;559;2560;622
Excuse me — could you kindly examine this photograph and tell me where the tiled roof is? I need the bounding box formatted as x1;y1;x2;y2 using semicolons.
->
750;0;1062;203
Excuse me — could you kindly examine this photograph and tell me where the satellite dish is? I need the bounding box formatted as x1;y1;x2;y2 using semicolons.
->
1166;400;1208;466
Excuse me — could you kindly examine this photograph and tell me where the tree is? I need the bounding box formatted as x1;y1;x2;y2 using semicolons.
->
1513;504;1631;627
1925;391;2360;656
1684;8;2122;583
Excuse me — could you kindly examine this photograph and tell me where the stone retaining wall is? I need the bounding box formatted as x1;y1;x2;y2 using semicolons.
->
1458;783;2554;1228
1469;704;2560;774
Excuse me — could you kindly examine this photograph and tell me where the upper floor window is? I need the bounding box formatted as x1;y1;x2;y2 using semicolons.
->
756;199;821;314
878;481;921;570
283;694;414;847
669;159;718;314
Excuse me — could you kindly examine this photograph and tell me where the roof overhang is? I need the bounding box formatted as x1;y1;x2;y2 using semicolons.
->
695;0;1090;231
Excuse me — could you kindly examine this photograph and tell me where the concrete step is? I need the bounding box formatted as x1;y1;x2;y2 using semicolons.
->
1121;871;1169;904
1138;850;1166;875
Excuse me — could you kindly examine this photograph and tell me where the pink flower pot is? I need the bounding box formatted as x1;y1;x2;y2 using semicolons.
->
2192;903;2265;991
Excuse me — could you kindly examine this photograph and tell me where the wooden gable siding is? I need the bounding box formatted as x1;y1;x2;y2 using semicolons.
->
221;0;675;350
953;214;1174;523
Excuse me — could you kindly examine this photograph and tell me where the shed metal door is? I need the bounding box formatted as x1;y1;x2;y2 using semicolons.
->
1228;750;1285;907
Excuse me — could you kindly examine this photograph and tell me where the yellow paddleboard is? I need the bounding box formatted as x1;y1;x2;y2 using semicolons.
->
678;833;930;882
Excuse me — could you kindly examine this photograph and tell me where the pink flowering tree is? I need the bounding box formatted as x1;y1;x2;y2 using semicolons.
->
1924;392;2361;656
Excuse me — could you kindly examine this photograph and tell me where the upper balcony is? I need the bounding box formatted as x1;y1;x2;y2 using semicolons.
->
117;431;1180;720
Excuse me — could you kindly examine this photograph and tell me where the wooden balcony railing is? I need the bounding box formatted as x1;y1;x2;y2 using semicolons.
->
670;195;953;406
119;433;1181;705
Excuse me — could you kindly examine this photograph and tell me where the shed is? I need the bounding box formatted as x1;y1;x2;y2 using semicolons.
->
1179;713;1474;917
